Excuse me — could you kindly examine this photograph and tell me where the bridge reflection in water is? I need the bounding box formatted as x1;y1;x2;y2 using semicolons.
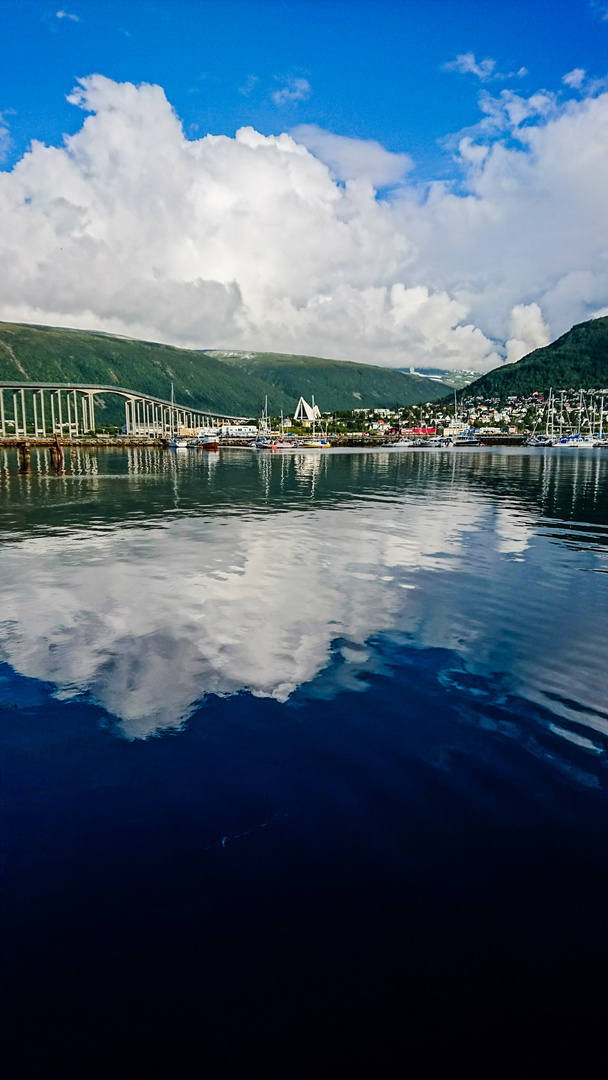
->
0;381;246;437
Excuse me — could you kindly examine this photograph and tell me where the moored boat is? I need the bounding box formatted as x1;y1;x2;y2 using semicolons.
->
301;437;330;448
554;434;594;448
525;434;555;446
449;435;480;447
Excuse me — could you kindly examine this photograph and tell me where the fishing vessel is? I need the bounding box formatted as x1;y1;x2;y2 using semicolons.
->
449;434;480;447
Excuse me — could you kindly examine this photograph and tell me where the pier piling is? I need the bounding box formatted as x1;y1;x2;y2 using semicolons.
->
50;434;64;472
17;441;31;473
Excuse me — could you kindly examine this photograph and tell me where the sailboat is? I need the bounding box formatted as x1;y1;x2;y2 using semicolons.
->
251;396;273;449
302;396;330;448
592;393;608;446
554;390;594;447
271;410;296;450
251;399;296;449
526;388;556;445
168;384;188;448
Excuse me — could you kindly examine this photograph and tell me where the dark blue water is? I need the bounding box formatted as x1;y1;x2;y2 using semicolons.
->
2;446;608;1078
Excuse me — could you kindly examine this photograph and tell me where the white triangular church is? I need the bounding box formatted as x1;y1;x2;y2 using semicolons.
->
293;396;321;424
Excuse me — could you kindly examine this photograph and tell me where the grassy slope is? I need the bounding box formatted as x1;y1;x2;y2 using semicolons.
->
0;322;449;421
0;322;286;417
470;316;608;398
206;351;448;410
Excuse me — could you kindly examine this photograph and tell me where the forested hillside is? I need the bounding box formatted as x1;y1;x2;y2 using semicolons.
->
470;317;608;398
0;322;448;419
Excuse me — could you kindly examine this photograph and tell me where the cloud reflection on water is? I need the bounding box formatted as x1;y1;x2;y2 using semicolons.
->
0;451;607;753
0;491;485;736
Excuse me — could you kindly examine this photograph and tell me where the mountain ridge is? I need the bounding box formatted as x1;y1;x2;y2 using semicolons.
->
0;322;449;417
469;316;608;398
203;349;447;410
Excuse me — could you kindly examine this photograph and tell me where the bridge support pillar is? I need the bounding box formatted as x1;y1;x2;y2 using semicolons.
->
32;390;47;438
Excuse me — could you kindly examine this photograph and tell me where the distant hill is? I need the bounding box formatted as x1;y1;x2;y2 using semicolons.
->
0;323;448;422
407;368;479;391
469;316;608;398
205;350;448;410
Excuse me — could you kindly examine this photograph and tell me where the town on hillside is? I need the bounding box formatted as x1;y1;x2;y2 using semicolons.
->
284;387;608;439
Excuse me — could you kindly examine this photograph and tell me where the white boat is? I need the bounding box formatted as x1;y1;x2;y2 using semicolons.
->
252;397;274;448
168;384;188;447
201;432;219;450
449;435;479;447
554;434;594;448
301;438;330;448
270;439;297;450
525;434;555;446
302;396;330;447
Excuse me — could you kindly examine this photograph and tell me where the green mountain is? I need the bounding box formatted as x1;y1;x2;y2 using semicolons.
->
0;322;285;419
469;316;608;398
0;322;448;422
204;350;447;410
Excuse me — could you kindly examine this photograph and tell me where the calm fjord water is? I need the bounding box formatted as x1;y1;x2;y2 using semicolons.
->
1;446;608;1078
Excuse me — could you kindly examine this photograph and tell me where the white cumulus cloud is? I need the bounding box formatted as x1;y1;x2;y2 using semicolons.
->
563;68;586;89
0;73;608;371
291;124;413;186
505;303;550;364
271;77;311;106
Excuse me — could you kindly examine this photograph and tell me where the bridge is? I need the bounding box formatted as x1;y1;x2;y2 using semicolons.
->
0;382;249;438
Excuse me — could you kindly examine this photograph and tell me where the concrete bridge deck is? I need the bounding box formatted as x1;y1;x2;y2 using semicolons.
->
0;381;249;438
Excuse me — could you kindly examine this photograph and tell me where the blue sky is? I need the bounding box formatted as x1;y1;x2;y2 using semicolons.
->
2;0;608;368
3;0;605;177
